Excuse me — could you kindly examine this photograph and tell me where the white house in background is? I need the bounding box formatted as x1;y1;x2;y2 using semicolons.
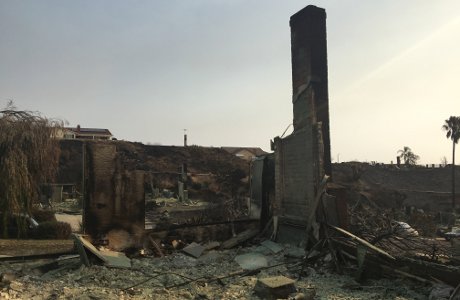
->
221;147;268;161
56;125;113;140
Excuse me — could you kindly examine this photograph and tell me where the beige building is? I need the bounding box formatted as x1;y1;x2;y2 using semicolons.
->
56;125;113;140
222;147;267;161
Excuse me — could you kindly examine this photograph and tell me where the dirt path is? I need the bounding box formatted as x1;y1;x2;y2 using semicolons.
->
55;213;82;232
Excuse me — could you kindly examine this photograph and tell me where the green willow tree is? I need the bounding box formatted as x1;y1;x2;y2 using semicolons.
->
397;146;419;166
442;116;460;212
0;102;62;237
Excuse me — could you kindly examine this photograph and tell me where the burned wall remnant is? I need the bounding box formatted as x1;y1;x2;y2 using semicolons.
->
250;155;275;228
83;142;145;242
273;5;333;244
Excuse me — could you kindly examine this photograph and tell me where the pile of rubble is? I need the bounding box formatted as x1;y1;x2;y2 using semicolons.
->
0;238;438;300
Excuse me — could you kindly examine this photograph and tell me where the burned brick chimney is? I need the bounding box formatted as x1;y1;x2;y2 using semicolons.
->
290;5;331;175
271;5;334;244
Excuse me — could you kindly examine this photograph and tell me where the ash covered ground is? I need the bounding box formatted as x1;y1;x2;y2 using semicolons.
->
0;242;431;300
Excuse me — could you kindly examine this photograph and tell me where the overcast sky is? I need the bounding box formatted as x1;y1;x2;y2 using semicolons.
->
1;1;459;164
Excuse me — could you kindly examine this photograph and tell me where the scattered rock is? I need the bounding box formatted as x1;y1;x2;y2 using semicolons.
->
254;246;273;255
204;241;220;250
8;281;23;292
177;290;193;299
0;244;430;300
254;276;296;300
285;246;305;258
195;292;210;299
292;288;316;300
197;251;221;264
429;284;454;300
261;240;284;254
0;273;17;284
305;267;316;277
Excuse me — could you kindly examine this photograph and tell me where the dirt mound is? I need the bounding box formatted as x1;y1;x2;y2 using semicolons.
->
333;162;459;213
333;162;459;192
57;140;250;199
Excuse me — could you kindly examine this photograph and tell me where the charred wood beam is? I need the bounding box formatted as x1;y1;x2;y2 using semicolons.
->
327;224;395;260
397;257;460;287
335;237;460;287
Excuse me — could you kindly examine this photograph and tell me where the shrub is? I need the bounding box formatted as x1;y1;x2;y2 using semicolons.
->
31;209;57;223
30;221;72;239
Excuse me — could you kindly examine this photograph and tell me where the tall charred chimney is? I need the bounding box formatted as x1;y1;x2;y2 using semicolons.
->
290;5;331;175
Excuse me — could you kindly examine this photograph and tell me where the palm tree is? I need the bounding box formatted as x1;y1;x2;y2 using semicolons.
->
397;146;419;166
442;116;460;212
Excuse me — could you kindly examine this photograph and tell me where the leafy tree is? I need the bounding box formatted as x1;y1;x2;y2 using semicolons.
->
397;146;419;166
0;102;62;237
442;116;460;212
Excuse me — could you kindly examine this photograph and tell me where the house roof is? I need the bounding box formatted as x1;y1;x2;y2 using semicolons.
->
221;147;268;157
65;127;112;136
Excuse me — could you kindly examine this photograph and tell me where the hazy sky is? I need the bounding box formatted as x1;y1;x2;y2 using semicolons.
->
1;1;459;164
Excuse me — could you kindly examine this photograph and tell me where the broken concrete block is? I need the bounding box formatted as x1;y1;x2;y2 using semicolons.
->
197;251;221;264
254;276;296;300
0;273;17;284
234;252;268;270
182;242;205;258
8;281;23;292
261;240;284;254
285;246;305;258
254;245;273;255
204;241;220;250
291;288;316;300
429;284;454;300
